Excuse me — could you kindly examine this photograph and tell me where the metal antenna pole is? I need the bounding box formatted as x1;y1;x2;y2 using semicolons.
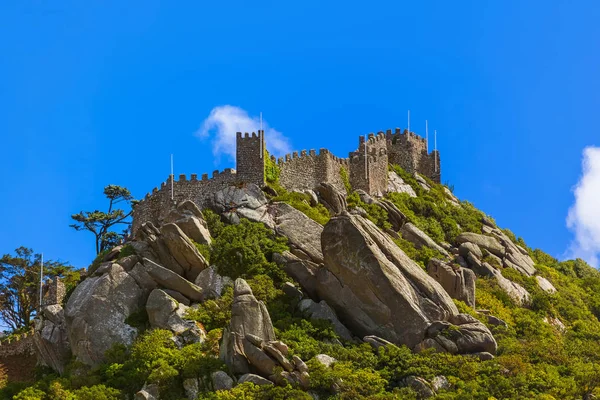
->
170;154;174;200
408;110;410;136
39;253;43;309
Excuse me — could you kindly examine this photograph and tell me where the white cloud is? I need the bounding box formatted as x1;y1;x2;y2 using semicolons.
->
566;146;600;268
196;105;291;163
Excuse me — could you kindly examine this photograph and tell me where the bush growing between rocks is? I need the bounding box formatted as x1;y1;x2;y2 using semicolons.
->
210;219;288;280
268;183;331;225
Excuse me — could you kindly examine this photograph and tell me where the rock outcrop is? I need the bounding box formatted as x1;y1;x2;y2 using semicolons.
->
297;299;353;341
427;259;476;308
143;258;204;302
65;263;145;366
34;304;71;375
220;279;309;387
400;223;450;257
164;200;212;245
317;214;496;354
316;182;347;215
387;171;417;197
212;184;274;229
194;266;232;299
160;223;209;281
271;202;324;264
320;214;457;348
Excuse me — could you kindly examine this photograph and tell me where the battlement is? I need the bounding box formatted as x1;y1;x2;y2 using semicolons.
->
132;123;441;232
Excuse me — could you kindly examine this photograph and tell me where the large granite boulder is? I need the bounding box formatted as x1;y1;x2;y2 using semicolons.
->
387;171;417;197
34;304;71;374
142;258;204;302
271;202;324;264
298;299;353;341
136;222;185;276
320;213;458;348
194;266;232;299
416;314;497;355
273;251;321;301
316;182;347;215
400;223;450;257
164;200;212;245
221;279;276;374
536;276;557;293
456;233;505;258
376;199;407;231
212;184;274;229
427;259;476;308
146;289;192;333
65;264;145;366
220;279;309;386
160;223;208;281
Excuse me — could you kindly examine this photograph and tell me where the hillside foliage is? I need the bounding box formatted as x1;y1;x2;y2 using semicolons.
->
4;166;600;399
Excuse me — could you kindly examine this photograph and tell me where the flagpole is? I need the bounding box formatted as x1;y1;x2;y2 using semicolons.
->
39;253;43;309
259;112;263;159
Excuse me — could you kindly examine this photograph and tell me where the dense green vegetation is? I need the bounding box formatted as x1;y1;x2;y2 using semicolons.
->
5;167;600;399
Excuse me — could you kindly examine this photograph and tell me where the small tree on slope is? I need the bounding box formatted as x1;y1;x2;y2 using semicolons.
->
70;185;136;255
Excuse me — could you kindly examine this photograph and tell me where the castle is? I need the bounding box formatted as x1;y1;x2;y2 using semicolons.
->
132;127;440;233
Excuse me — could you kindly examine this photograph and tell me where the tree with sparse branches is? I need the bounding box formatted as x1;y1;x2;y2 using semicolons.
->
0;247;76;332
70;185;137;254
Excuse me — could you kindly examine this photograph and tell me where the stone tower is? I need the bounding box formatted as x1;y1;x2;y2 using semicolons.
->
236;131;266;186
349;132;389;196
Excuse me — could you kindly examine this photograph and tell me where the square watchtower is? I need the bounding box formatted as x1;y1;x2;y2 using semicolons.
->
236;131;266;186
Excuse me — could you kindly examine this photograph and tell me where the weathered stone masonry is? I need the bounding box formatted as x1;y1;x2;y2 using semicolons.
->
132;126;441;233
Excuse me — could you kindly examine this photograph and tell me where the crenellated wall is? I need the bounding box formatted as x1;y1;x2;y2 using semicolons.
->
387;128;440;183
131;125;441;233
277;149;349;193
131;168;239;233
349;132;389;196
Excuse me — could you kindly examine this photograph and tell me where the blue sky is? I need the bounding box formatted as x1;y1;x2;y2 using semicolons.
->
1;1;599;269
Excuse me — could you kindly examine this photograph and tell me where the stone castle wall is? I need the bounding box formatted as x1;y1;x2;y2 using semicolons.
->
0;332;37;383
387;128;441;183
132;126;441;233
236;131;265;186
277;149;349;193
349;132;389;196
132;169;240;233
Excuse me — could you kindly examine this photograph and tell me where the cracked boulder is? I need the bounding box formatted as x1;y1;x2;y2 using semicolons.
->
65;264;145;366
319;213;458;349
427;259;476;308
164;200;212;245
212;184;275;229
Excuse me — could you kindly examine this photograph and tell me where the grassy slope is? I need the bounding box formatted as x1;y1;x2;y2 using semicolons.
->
5;166;600;400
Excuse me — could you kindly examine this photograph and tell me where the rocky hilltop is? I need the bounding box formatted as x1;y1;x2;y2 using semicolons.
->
11;166;600;399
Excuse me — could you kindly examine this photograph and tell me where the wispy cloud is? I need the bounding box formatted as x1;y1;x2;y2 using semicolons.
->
566;146;600;268
196;105;291;163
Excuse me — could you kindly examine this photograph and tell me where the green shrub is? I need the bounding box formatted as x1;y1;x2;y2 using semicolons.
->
340;166;351;194
203;209;225;238
210;219;288;280
269;183;330;225
264;149;281;184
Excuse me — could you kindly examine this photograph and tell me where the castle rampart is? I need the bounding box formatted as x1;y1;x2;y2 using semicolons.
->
132;125;441;233
278;148;349;193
